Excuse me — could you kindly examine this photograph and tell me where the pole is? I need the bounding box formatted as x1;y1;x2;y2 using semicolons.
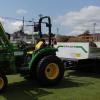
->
22;17;24;33
93;23;96;41
57;27;59;35
32;18;34;44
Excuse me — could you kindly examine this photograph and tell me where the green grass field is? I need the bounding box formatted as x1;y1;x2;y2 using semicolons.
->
0;70;100;100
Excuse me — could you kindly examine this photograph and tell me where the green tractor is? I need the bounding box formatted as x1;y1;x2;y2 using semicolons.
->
0;16;65;92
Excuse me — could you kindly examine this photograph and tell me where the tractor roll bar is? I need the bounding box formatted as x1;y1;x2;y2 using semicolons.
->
38;16;52;46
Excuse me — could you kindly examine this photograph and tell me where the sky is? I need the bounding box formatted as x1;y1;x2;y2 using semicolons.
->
0;0;100;35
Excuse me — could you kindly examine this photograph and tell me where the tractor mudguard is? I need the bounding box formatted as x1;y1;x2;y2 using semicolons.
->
29;47;57;69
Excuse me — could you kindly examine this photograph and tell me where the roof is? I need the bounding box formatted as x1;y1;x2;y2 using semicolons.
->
78;33;92;37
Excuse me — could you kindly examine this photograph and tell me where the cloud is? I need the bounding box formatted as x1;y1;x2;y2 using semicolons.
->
0;17;32;34
16;9;27;15
4;21;23;33
11;21;22;28
0;17;5;23
0;17;22;33
55;6;100;35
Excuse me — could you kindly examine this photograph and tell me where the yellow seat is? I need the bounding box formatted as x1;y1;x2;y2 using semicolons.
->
35;41;44;49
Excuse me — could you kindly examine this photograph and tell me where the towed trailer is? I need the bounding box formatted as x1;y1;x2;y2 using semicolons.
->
55;42;100;69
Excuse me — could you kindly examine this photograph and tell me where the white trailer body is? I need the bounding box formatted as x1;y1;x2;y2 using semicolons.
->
55;42;100;60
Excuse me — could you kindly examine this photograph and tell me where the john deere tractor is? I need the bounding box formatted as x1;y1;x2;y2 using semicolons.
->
0;16;65;92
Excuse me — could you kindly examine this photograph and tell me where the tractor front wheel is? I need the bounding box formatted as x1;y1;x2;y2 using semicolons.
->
0;73;8;93
36;55;64;86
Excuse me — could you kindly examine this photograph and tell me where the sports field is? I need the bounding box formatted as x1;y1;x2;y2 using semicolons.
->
0;70;100;100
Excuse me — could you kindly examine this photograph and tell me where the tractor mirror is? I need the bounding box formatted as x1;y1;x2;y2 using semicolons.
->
34;24;39;32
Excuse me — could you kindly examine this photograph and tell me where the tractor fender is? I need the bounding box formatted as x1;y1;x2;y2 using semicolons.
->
29;47;57;70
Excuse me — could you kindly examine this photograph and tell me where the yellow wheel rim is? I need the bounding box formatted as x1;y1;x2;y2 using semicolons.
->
45;63;59;80
0;77;4;89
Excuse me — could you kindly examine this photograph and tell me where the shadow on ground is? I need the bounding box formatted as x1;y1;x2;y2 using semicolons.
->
2;80;52;100
52;62;100;89
67;70;100;79
47;73;95;90
2;63;100;100
1;75;93;100
75;59;100;73
67;59;100;79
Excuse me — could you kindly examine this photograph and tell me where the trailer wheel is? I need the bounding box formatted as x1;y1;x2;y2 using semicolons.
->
36;55;64;86
0;73;8;93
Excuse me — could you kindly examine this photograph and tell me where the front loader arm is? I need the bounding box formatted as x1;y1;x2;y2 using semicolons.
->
0;22;13;51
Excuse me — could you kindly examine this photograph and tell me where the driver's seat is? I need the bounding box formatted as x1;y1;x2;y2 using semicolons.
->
35;39;46;50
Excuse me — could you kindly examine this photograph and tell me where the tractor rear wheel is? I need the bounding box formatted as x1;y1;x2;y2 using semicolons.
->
36;55;64;86
0;73;8;93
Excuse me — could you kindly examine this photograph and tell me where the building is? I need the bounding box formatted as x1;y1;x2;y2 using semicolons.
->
92;33;100;42
77;33;93;42
10;30;33;43
55;35;71;42
68;33;100;42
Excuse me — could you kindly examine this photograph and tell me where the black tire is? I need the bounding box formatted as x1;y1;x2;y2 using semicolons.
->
36;55;64;86
0;73;8;93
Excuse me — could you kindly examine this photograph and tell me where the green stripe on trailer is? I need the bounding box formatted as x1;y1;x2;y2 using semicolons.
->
57;45;87;53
